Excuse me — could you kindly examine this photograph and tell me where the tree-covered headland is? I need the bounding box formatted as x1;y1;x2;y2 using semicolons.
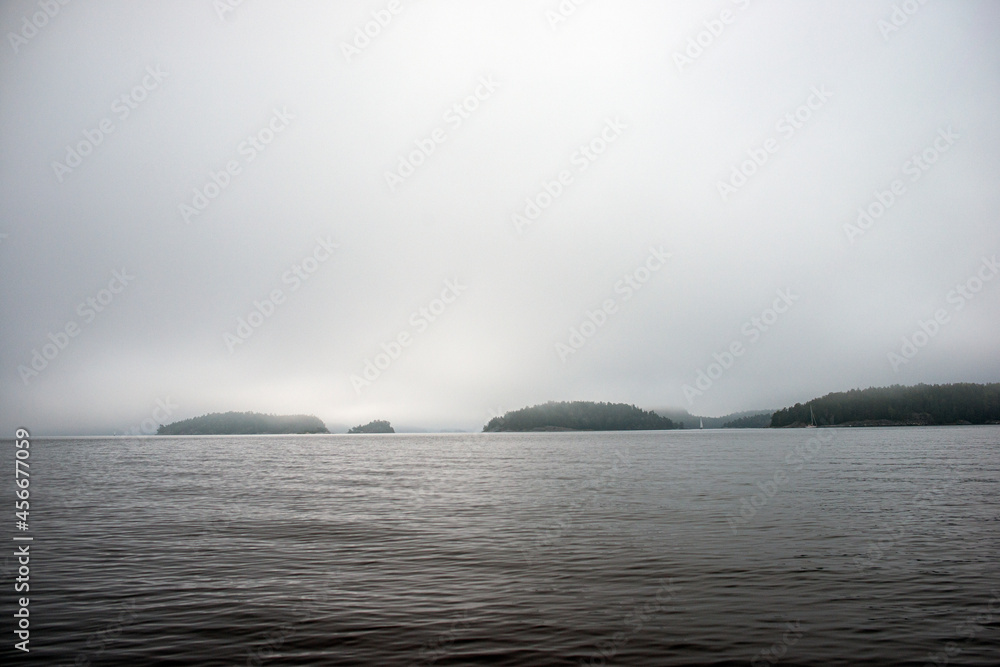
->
770;383;1000;427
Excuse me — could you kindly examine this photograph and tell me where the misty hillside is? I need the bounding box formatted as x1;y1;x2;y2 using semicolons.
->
654;408;773;429
722;413;773;428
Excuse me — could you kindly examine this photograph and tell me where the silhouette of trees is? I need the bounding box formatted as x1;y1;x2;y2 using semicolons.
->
483;401;679;432
157;412;329;435
769;383;1000;427
348;420;395;434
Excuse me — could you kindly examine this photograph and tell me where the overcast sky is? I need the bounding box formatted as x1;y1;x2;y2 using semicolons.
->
2;0;998;435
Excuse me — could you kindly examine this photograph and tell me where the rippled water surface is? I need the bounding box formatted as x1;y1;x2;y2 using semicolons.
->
5;428;1000;665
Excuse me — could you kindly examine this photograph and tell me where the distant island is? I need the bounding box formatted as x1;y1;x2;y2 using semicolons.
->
723;412;773;428
654;408;774;429
348;420;395;434
770;382;1000;427
156;412;329;435
484;401;679;432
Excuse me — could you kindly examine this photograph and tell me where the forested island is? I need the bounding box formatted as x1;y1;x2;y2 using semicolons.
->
156;412;329;435
348;420;395;434
484;401;679;432
770;383;1000;427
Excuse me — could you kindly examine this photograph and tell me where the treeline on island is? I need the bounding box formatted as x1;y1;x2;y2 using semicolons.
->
652;408;773;429
156;412;329;435
723;413;773;428
348;420;394;434
770;383;1000;427
484;401;679;432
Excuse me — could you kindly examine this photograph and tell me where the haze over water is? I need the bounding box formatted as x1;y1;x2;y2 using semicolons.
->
2;1;999;435
8;427;998;665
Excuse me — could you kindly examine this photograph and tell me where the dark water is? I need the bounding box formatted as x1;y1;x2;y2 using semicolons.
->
4;428;999;666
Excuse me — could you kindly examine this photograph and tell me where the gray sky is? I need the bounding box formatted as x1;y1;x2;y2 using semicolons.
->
2;0;998;435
